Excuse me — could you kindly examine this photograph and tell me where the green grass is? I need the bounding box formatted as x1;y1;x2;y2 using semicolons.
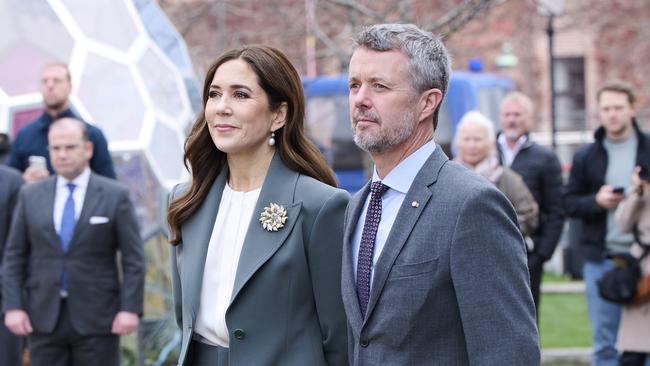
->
539;292;592;348
543;272;577;283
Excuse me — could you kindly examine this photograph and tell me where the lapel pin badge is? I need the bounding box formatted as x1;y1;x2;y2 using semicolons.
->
259;203;288;231
411;201;419;208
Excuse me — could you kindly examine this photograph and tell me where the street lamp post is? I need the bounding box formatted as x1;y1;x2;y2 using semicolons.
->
547;15;557;150
537;0;565;151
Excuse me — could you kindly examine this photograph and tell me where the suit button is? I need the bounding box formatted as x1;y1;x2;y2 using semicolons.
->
233;329;246;340
360;338;369;347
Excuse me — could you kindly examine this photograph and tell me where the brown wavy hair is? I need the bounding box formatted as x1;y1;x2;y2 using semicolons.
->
167;45;337;245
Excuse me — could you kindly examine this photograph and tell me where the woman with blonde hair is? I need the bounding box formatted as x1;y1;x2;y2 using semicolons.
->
167;45;349;365
454;110;539;237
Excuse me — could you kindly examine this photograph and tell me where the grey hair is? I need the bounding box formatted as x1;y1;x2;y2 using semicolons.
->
500;91;534;116
353;23;451;96
455;110;496;144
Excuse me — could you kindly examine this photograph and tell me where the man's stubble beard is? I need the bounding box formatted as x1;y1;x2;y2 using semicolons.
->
352;109;416;154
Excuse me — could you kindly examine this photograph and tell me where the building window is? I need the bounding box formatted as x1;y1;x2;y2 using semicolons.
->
554;57;586;131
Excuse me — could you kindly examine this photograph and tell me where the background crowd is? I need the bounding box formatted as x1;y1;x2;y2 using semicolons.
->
1;2;650;366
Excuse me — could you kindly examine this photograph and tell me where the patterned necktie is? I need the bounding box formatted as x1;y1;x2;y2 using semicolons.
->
59;183;76;294
356;181;389;317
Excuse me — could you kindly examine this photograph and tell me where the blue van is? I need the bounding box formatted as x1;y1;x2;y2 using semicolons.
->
303;71;513;193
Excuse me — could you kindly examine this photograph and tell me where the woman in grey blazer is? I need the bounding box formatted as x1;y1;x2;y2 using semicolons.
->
167;45;349;365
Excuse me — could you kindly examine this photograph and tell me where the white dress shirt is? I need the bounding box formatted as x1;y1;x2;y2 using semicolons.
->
195;183;261;348
352;140;436;289
53;168;90;234
497;133;528;167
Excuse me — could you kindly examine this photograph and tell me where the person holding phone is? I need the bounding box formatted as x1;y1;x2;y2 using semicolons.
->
614;165;650;366
6;63;116;183
564;80;650;365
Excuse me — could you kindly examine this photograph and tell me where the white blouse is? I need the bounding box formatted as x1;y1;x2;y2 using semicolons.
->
194;183;261;347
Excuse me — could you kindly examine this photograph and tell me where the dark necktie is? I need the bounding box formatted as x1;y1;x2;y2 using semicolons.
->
356;181;389;317
59;183;76;293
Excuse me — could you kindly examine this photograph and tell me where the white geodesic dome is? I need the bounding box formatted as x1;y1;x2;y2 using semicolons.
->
0;0;199;189
0;1;200;361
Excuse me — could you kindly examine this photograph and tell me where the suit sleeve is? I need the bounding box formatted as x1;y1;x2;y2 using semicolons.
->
167;185;183;329
2;189;30;312
535;152;564;260
6;132;27;172
450;186;540;365
563;151;603;220
115;189;145;314
88;126;117;179
307;189;350;366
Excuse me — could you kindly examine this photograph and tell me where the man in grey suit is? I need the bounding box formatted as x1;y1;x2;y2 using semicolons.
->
341;23;540;365
0;165;23;366
2;118;145;366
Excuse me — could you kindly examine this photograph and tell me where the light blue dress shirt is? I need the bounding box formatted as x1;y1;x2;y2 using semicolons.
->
352;140;436;288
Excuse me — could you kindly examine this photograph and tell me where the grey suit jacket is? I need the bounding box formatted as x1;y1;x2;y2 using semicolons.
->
2;173;145;335
0;166;23;292
341;146;540;365
170;153;349;365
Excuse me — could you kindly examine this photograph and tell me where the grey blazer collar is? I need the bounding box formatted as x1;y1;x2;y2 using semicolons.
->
181;152;302;322
342;145;449;327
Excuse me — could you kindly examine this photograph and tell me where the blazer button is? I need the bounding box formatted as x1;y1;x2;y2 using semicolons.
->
360;338;369;348
233;329;246;340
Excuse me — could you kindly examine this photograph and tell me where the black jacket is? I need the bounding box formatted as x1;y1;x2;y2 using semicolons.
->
563;119;650;261
497;134;565;260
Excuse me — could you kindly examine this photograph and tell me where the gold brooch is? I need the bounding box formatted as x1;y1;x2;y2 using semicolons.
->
259;203;288;231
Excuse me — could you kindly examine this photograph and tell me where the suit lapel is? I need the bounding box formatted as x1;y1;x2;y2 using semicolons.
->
230;153;301;305
42;178;59;251
364;146;448;322
181;168;229;322
69;174;102;251
341;181;370;330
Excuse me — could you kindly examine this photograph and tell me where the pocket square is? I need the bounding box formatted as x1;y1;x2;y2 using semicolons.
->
89;216;109;224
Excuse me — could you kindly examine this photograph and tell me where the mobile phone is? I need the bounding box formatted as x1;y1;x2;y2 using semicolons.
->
640;165;650;182
28;155;47;171
612;186;625;195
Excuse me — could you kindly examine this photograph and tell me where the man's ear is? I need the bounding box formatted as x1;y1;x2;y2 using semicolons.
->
418;88;443;123
271;102;288;131
85;141;94;161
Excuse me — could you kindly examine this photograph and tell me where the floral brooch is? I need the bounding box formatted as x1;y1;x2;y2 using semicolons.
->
259;203;288;232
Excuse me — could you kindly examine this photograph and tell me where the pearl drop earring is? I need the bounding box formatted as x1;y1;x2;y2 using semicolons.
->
268;131;276;146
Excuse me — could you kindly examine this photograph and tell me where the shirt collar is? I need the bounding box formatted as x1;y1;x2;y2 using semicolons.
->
56;167;91;190
40;108;76;128
497;133;528;151
371;140;436;194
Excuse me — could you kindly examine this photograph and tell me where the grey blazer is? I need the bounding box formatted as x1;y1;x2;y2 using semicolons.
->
0;166;23;291
2;173;145;335
170;153;349;365
341;146;540;365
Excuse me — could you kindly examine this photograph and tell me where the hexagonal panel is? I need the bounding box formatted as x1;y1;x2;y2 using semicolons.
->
76;53;146;141
112;151;163;236
147;122;184;182
61;0;139;52
137;45;187;121
9;104;44;137
0;1;73;95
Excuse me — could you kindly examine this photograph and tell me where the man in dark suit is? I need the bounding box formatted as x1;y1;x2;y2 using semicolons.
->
341;24;540;365
0;166;23;366
2;118;145;366
497;91;565;317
